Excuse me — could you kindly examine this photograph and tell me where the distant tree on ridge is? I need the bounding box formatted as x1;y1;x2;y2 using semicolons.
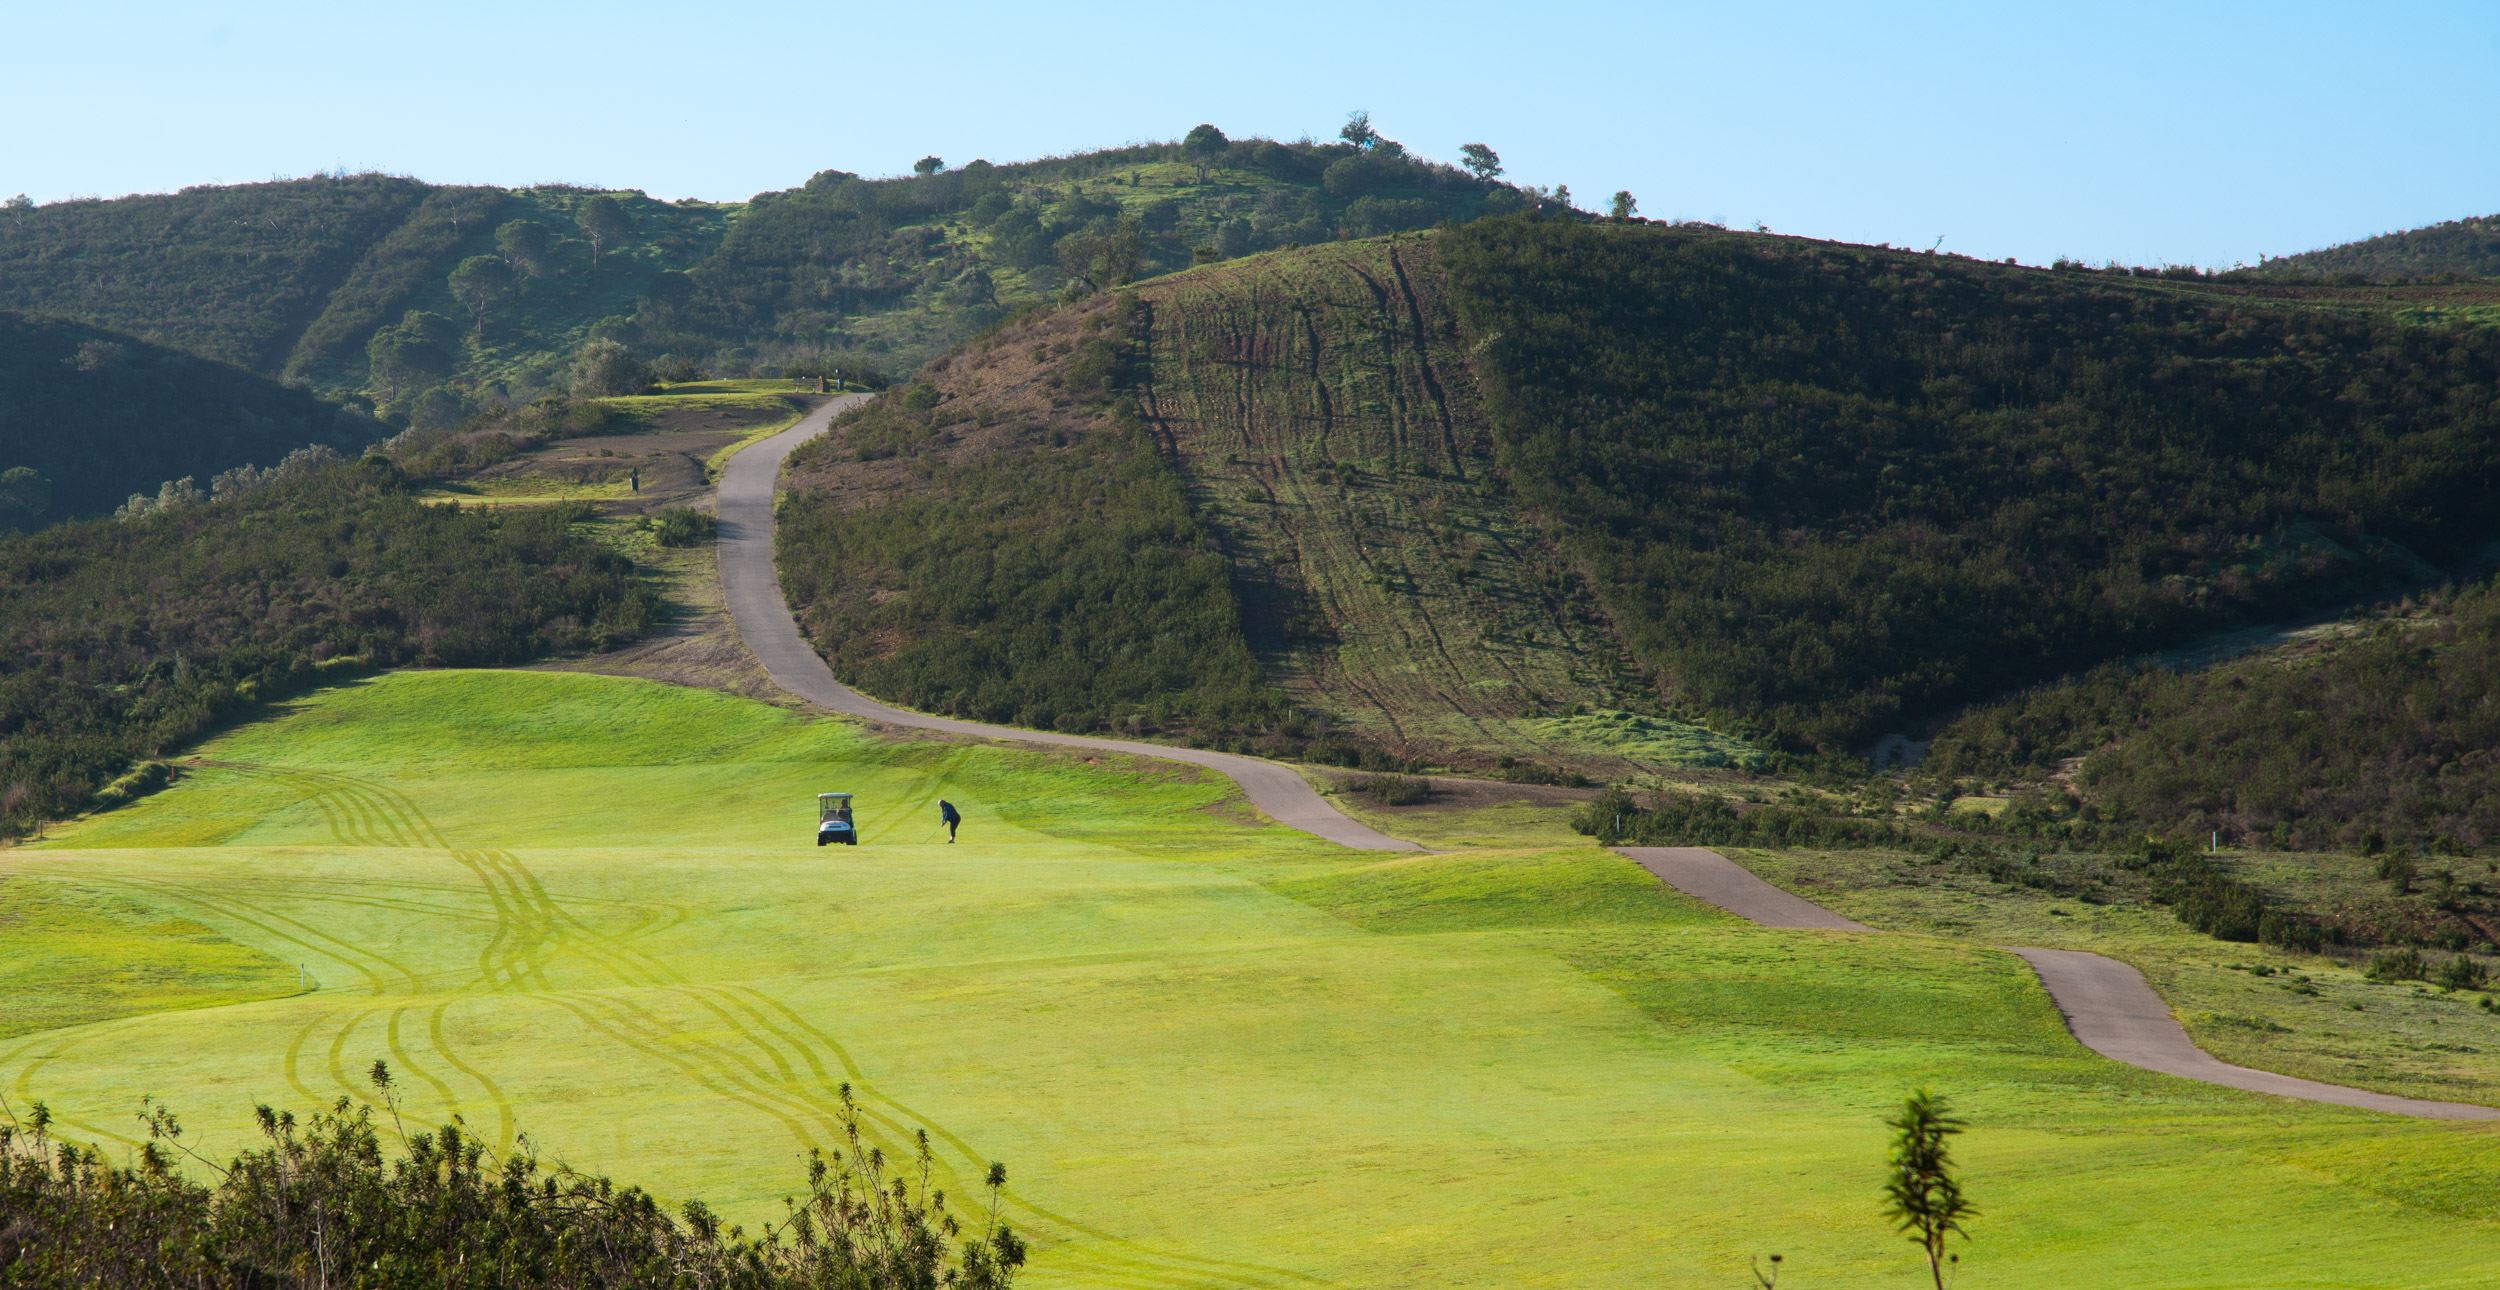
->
576;194;629;267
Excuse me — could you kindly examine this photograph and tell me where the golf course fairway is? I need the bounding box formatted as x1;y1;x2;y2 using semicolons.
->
5;670;2494;1288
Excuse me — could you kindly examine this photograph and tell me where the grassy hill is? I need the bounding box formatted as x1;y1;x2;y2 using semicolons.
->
774;217;2500;791
0;310;382;524
0;175;429;371
0;458;659;837
8;668;2496;1288
1924;578;2500;856
1438;217;2500;755
2249;212;2500;283
0;130;1524;422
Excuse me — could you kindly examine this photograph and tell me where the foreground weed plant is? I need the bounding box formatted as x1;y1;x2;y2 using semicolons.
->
1883;1089;1976;1290
0;1061;1022;1289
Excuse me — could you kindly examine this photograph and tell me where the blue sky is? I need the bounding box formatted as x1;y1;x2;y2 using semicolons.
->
7;0;2493;268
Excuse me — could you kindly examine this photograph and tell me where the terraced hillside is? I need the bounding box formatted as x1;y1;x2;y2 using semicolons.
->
1131;241;1685;769
779;255;1758;776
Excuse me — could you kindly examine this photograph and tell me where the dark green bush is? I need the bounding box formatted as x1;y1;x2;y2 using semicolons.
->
2367;948;2428;982
1927;584;2500;852
2436;954;2491;992
0;1071;1023;1289
1349;774;1430;806
1572;787;1902;849
651;505;717;547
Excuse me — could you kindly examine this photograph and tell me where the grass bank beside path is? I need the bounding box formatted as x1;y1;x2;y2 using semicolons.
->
4;670;2495;1288
1742;846;2500;1110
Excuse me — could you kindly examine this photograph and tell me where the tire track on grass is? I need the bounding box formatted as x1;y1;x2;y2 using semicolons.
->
41;762;1326;1290
454;847;1319;1290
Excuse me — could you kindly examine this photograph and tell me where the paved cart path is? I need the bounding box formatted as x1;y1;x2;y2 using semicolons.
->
1614;846;2499;1119
2009;946;2500;1120
1617;847;1873;930
716;394;1419;852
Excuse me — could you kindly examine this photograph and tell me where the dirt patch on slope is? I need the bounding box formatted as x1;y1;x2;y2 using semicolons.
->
783;294;1130;509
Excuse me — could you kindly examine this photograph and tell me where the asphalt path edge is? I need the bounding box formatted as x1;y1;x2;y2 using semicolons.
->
715;394;1420;852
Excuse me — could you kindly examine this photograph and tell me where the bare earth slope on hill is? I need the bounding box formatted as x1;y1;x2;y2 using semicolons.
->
1132;240;1640;768
776;244;1708;777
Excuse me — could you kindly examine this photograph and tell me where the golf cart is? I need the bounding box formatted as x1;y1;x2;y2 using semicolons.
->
817;792;858;846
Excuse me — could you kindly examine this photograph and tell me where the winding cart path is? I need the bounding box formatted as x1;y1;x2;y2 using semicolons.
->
1615;846;2500;1120
716;394;1419;852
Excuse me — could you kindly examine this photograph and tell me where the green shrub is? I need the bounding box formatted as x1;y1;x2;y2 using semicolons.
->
0;1075;1025;1289
2436;954;2490;991
87;761;171;811
1573;787;1901;849
779;401;1286;738
651;505;717;547
1350;774;1430;806
1497;759;1593;788
2367;948;2428;982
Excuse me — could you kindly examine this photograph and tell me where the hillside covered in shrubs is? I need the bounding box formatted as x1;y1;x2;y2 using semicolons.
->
1925;581;2500;853
0;122;1547;424
0;457;658;837
1439;216;2500;754
0;311;381;525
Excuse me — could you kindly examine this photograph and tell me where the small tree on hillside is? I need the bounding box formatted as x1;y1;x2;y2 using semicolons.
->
495;218;552;284
571;338;646;397
1882;1089;1976;1290
1340;110;1380;150
914;155;946;176
1610;190;1638;220
576;193;629;267
0;466;52;531
1459;143;1503;180
1058;217;1145;293
1183;124;1228;182
447;254;515;337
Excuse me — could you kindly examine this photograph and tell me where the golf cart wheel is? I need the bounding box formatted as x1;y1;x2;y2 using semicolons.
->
817;835;829;846
844;835;859;845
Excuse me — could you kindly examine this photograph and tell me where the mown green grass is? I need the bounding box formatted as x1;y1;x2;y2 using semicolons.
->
8;671;2498;1287
0;878;298;1039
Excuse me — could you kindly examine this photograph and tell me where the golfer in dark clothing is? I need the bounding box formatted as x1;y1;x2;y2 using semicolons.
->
939;800;961;843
